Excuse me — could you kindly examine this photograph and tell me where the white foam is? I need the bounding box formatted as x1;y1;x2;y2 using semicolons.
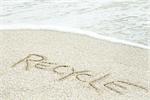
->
0;24;149;50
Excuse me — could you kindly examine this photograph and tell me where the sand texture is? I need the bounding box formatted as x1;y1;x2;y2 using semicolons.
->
0;30;150;100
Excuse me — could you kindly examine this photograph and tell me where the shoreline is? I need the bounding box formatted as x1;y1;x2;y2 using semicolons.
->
0;25;149;50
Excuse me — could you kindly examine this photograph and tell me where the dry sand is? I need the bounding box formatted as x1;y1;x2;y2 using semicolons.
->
0;30;149;100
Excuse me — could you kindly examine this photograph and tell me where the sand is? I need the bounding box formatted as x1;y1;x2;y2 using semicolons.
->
0;30;149;100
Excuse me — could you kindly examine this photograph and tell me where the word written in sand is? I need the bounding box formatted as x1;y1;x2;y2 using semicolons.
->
11;54;149;95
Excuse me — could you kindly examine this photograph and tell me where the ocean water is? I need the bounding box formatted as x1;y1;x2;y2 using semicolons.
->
0;0;149;46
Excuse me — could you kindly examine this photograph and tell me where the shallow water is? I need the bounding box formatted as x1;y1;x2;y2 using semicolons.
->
0;0;149;46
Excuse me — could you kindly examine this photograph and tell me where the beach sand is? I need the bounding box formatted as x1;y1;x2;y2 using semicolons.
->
0;30;149;100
